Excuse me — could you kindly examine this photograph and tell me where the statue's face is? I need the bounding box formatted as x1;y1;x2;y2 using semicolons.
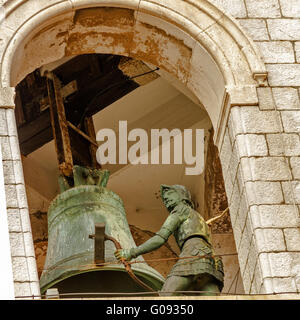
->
161;187;182;211
160;184;192;212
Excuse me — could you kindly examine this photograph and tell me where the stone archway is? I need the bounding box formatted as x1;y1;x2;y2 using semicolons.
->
0;0;267;144
1;0;289;298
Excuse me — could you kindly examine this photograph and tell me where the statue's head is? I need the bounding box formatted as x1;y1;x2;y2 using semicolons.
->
160;184;194;212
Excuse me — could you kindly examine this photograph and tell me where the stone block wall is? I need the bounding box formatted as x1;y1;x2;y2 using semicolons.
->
0;0;300;298
0;88;40;298
214;0;300;294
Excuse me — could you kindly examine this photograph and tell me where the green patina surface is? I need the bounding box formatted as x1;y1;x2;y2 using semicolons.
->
115;184;224;296
40;166;164;295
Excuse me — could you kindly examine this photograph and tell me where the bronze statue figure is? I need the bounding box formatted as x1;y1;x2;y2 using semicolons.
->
115;184;224;296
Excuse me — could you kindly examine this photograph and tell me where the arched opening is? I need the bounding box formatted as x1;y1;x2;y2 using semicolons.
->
1;0;267;297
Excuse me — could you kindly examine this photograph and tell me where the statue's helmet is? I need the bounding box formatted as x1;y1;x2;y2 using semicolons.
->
160;184;194;208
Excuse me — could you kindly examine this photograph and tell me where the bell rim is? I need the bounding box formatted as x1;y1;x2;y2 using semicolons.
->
40;265;165;295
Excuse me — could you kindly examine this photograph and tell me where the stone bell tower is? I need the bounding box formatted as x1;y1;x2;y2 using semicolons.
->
0;0;299;298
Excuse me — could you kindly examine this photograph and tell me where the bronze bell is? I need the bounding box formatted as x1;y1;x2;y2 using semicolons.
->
39;166;165;297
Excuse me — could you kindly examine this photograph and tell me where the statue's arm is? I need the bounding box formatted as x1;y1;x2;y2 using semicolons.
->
129;234;166;259
130;214;181;258
115;214;181;261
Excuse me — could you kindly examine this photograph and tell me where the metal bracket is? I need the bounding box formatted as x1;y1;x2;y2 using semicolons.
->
88;223;157;293
89;223;105;265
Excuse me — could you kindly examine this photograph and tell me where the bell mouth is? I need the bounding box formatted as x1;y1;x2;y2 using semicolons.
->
40;250;165;297
40;268;163;298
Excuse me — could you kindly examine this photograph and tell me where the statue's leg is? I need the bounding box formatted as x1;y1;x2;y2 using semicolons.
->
195;274;220;296
160;275;193;297
199;281;220;296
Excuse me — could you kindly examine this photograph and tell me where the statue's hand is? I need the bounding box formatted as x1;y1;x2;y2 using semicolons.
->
114;249;133;261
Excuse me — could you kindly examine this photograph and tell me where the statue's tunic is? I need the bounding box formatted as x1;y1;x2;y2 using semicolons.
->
156;202;224;290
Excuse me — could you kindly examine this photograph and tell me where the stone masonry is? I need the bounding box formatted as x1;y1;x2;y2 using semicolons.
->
214;0;300;294
0;0;300;298
0;93;40;298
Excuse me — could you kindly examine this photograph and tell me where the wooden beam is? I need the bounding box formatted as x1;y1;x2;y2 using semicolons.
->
65;69;133;120
83;79;139;118
18;78;138;156
18;109;51;145
14;89;26;126
17;54;140;157
84;117;100;169
19;126;53;156
47;75;73;176
89;55;102;78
